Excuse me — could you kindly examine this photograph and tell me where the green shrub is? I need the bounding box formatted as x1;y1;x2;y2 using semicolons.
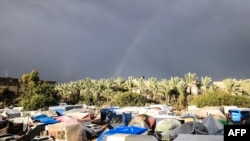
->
191;92;250;107
115;92;151;107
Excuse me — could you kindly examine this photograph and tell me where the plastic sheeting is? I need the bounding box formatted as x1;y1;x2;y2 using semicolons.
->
97;126;148;141
100;107;120;123
162;121;208;140
32;114;59;124
173;134;223;141
47;122;84;141
128;114;155;129
155;118;181;133
122;112;132;126
202;114;224;135
55;115;78;123
106;134;158;141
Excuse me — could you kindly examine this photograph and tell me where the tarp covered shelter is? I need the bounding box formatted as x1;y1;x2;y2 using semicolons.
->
55;115;78;123
47;122;85;141
106;112;133;129
97;126;148;141
63;108;89;114
162;121;208;140
0;120;8;134
8;116;33;133
154;118;182;141
0;124;47;141
202;114;224;135
64;112;90;120
154;118;181;134
189;106;226;120
2;109;21;118
128;114;155;130
122;112;132;126
100;107;120;123
173;134;223;141
18;124;46;141
106;134;158;141
107;115;123;129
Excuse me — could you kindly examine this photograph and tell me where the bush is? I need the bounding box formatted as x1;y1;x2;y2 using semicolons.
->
114;92;151;107
191;92;250;107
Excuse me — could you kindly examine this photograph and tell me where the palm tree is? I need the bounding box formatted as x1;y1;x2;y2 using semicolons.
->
80;78;94;104
222;78;241;95
102;87;115;105
168;76;182;103
126;76;134;92
147;77;159;102
113;77;127;92
184;72;198;95
90;79;105;105
137;77;146;96
158;79;171;104
169;76;181;89
239;79;250;96
208;83;221;93
176;80;187;110
200;76;212;94
54;83;71;103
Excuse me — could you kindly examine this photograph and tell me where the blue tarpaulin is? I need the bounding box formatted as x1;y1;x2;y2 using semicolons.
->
100;107;120;122
97;126;147;141
32;114;59;124
122;112;132;126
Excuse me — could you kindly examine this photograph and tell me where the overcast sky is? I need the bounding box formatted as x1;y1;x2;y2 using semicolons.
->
1;0;250;83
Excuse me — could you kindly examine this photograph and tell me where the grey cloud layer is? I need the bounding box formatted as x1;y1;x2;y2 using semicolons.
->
1;0;250;83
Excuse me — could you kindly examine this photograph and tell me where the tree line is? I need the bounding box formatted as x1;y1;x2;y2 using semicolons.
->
1;69;250;111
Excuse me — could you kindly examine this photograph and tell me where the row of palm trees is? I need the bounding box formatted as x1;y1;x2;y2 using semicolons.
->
54;72;250;107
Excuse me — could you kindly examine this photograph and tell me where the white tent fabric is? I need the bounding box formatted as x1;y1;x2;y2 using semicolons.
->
106;134;158;141
155;118;181;133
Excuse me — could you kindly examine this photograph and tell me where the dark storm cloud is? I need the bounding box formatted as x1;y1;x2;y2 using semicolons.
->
1;0;250;83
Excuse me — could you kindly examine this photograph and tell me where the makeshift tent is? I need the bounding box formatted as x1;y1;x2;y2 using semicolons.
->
8;116;33;132
122;112;132;126
48;104;83;115
180;112;199;123
202;114;224;135
47;122;85;141
0;124;47;141
100;107;120;123
18;124;46;141
106;134;158;141
40;110;58;117
0;120;8;130
2;109;21;118
55;115;78;123
173;134;223;141
64;112;90;120
107;115;123;129
63;108;89;114
189;106;226;120
154;118;181;134
128;114;155;130
106;112;133;129
97;126;148;141
162;121;208;140
7;121;23;134
0;120;8;134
